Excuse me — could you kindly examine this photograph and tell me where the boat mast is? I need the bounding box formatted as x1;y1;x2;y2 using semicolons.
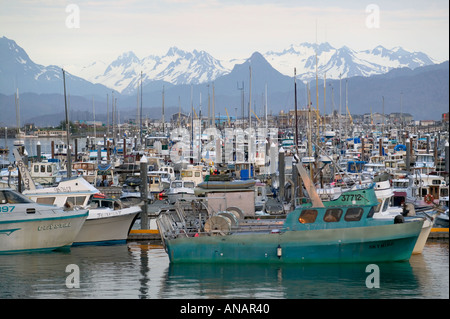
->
249;66;252;131
212;83;215;128
92;96;96;139
265;83;268;130
15;88;20;134
162;85;165;135
62;69;71;178
294;68;299;156
307;83;313;181
323;73;326;132
139;71;143;147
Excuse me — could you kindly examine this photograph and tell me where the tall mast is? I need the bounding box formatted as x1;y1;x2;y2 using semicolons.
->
265;83;268;130
15;88;20;132
323;73;326;131
249;65;252;130
307;83;313;181
339;73;342;139
62;69;71;178
92;96;96;139
212;83;215;128
106;93;109;138
331;86;335;131
139;71;143;146
294;68;299;156
162;85;165;135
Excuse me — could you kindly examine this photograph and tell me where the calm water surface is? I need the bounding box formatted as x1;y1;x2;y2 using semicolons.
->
0;241;448;299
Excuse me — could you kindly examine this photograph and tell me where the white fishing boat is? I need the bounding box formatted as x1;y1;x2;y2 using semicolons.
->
22;177;140;245
372;173;436;254
181;165;206;186
29;161;60;186
0;188;88;253
73;194;140;245
23;176;98;207
166;180;195;204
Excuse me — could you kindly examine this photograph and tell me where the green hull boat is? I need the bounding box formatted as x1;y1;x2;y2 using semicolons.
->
157;165;424;264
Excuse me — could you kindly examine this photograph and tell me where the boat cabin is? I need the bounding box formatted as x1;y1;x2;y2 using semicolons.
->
30;161;59;185
181;165;205;185
283;186;383;231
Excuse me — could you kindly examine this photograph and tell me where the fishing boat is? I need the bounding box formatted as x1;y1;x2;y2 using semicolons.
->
23;176;98;207
0;188;88;253
372;172;437;254
157;164;424;264
23;177;140;245
29;161;60;186
166;180;195;204
73;194;140;245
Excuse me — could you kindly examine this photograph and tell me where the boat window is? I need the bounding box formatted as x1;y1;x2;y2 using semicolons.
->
344;207;363;221
323;208;342;222
0;190;34;204
367;206;375;218
374;199;383;212
67;196;86;206
173;182;182;188
195;172;200;177
441;188;449;197
382;198;390;212
47;165;52;173
40;165;45;173
185;182;195;188
34;165;39;173
36;197;55;205
298;209;318;224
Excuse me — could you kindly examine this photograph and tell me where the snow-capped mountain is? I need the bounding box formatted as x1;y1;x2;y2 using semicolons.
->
263;42;438;81
69;41;438;94
1;36;440;97
69;47;230;95
0;36;111;96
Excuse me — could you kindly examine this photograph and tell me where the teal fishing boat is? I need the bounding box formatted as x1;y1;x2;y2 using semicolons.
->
157;164;424;264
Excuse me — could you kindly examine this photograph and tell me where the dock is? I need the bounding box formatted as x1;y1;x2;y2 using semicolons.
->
128;229;160;241
429;228;449;240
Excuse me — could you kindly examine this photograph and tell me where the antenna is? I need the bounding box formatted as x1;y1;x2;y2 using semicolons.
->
237;81;244;127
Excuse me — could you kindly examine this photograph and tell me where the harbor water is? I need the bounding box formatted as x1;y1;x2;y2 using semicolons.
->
0;241;447;299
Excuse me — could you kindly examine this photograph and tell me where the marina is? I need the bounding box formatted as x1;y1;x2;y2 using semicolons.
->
0;111;448;299
0;63;448;298
1;0;449;305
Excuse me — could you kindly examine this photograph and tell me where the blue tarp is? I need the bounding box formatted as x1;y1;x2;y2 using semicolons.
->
394;144;407;152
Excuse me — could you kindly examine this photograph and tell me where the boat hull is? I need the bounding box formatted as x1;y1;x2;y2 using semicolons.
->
73;207;140;245
412;218;433;254
0;210;88;254
165;220;423;264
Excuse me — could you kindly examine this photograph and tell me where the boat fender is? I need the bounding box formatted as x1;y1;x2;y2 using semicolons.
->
394;215;404;224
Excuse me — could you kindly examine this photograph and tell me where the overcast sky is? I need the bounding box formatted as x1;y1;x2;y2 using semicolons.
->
1;0;448;67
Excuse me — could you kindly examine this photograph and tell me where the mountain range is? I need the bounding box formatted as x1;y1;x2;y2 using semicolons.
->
63;40;438;95
0;36;448;126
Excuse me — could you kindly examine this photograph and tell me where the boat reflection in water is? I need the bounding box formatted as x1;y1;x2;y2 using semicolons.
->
164;261;418;299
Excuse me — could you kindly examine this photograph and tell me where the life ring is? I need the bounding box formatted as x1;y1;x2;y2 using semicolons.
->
424;194;434;205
